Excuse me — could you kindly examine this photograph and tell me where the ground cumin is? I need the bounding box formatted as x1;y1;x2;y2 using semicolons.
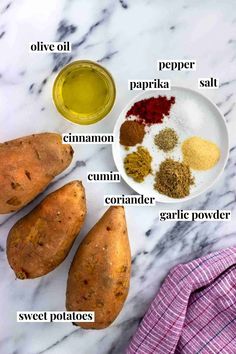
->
124;146;152;182
120;120;145;146
154;158;194;198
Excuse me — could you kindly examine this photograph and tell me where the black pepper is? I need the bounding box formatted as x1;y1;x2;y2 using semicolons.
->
154;128;178;152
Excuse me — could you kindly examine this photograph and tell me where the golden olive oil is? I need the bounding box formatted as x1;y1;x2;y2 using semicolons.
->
53;60;116;125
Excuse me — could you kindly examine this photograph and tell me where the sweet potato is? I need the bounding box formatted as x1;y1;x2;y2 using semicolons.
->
66;206;131;329
7;181;86;279
0;133;73;213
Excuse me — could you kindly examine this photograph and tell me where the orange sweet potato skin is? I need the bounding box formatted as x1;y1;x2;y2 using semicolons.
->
0;133;73;213
66;206;131;329
7;181;86;279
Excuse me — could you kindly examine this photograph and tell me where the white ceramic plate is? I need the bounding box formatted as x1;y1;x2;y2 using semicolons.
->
112;86;229;203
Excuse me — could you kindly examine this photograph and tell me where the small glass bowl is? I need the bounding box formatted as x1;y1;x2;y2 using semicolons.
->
52;60;116;125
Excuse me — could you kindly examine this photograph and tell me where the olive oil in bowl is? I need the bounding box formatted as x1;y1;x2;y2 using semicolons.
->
53;60;116;125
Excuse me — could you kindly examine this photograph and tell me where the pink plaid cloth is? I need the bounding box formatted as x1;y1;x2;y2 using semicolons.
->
127;247;236;354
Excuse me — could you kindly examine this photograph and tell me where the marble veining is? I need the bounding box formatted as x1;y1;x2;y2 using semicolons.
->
0;0;236;353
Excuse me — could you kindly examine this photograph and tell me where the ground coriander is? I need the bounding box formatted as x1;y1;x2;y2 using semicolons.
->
154;158;194;198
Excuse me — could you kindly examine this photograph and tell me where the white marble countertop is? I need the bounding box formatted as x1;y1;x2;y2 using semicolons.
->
0;1;236;353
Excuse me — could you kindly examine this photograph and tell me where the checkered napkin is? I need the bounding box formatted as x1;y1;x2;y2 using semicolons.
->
127;247;236;354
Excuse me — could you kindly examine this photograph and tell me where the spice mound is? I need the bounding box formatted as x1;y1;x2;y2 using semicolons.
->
120;120;145;146
126;96;175;125
124;146;152;182
154;128;178;152
154;158;194;198
182;136;220;170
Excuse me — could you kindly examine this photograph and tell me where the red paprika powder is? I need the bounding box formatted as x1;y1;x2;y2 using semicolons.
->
126;96;175;125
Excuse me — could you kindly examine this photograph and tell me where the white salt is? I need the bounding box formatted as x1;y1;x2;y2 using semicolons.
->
171;98;204;133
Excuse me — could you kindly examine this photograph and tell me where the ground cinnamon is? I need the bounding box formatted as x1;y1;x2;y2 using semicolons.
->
120;120;145;146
